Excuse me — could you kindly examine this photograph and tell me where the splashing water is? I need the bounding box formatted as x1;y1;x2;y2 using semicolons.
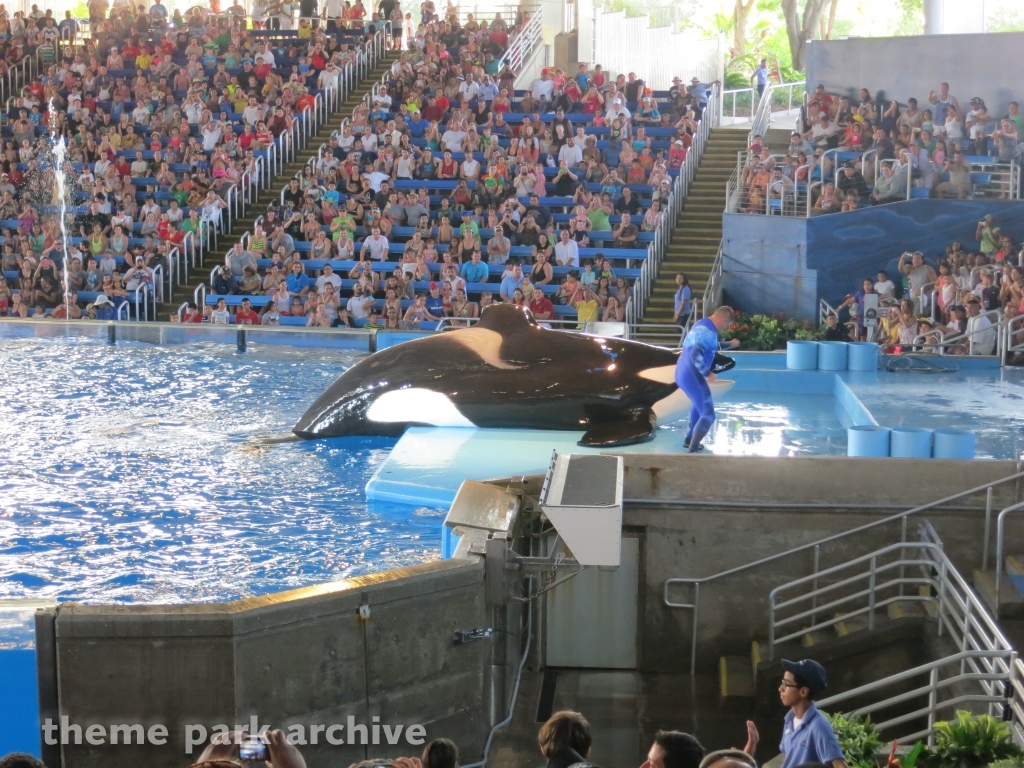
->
49;98;71;319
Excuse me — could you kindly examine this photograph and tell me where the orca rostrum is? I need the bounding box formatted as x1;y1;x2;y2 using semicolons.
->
293;304;733;447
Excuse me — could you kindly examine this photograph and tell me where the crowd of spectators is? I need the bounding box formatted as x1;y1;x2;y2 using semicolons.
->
0;0;388;319
0;708;770;768
825;218;1023;358
197;15;720;328
739;80;1024;215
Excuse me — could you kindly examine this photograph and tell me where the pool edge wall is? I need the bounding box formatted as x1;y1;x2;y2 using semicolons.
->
53;557;500;768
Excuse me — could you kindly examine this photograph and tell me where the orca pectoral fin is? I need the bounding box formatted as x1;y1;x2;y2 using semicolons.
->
578;408;657;448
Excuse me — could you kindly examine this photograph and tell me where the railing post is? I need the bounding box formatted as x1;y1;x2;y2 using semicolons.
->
984;486;994;572
937;558;947;636
900;516;907;597
868;556;877;630
690;582;700;675
961;598;973;675
811;544;820;625
927;666;938;748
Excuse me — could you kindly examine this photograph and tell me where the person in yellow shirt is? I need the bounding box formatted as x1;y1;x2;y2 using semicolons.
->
135;49;154;71
572;286;600;327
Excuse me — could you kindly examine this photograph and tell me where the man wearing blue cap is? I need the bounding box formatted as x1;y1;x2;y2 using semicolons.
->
777;658;847;768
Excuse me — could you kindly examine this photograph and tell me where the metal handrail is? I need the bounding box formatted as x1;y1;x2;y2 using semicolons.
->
662;469;1024;673
817;650;1014;746
701;241;724;318
627;84;719;325
994;501;1024;600
771;528;1016;746
497;7;542;75
1007;313;1024;356
749;80;775;140
770;540;1011;657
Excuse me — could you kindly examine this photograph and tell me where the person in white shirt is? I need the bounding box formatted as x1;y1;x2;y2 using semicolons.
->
461;156;480;181
346;283;372;318
242;97;264;126
318;62;341;92
373;89;393;110
554;229;580;267
529;71;554;103
441;125;467;152
315;150;339;176
256;45;276;68
316;264;342;294
965;299;996;355
364;170;389;192
132;104;151;125
558;137;583;168
360;227;390;260
458;76;480;102
202;121;223;152
874;270;895;300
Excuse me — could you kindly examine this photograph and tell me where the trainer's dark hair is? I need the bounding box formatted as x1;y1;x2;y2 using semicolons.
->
654;730;705;768
0;754;48;768
421;737;459;768
537;710;592;757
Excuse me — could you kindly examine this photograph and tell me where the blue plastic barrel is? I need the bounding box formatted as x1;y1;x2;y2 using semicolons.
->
933;428;976;459
787;340;819;370
848;342;879;371
847;425;891;457
818;341;849;371
890;427;933;458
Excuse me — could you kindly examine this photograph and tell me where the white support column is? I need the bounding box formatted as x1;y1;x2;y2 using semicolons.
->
923;0;943;34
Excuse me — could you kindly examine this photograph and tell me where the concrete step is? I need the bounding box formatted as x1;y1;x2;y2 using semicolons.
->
719;655;756;698
833;610;889;637
974;569;1024;619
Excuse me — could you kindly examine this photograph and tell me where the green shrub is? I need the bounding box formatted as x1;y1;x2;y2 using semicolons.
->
823;712;883;768
720;312;824;350
930;710;1023;767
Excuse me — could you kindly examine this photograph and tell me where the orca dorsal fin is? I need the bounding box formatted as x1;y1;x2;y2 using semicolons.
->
475;304;538;334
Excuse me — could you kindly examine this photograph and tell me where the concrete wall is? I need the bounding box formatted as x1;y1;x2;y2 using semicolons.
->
805;32;1024;120
54;559;492;768
722;213;816;319
618;454;1021;673
721;200;1024;318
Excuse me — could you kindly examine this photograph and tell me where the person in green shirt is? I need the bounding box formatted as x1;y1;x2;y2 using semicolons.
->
458;211;479;238
331;212;355;241
587;195;612;233
1008;101;1024;137
976;214;1001;256
364;311;383;329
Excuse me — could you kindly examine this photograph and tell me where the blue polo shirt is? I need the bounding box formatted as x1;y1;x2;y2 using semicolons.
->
461;260;489;283
780;703;845;768
407;117;427;138
499;273;523;298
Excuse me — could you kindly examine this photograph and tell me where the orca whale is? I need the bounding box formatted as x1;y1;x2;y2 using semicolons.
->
293;304;734;447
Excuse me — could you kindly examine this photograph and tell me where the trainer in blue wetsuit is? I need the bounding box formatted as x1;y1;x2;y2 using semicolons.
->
675;307;737;453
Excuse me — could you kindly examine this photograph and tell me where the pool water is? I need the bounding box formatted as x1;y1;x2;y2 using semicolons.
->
0;338;442;605
699;392;849;456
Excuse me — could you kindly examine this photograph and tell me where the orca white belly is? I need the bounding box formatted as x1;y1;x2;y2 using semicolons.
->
366;388;476;427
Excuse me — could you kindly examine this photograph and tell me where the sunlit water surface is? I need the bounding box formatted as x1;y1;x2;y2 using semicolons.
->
0;338;441;605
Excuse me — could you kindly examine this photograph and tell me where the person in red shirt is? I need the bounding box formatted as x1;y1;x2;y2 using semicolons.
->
529;285;554;323
235;297;261;325
421;96;445;123
181;302;203;322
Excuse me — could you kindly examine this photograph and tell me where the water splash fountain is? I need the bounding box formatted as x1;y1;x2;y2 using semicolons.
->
48;98;72;319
